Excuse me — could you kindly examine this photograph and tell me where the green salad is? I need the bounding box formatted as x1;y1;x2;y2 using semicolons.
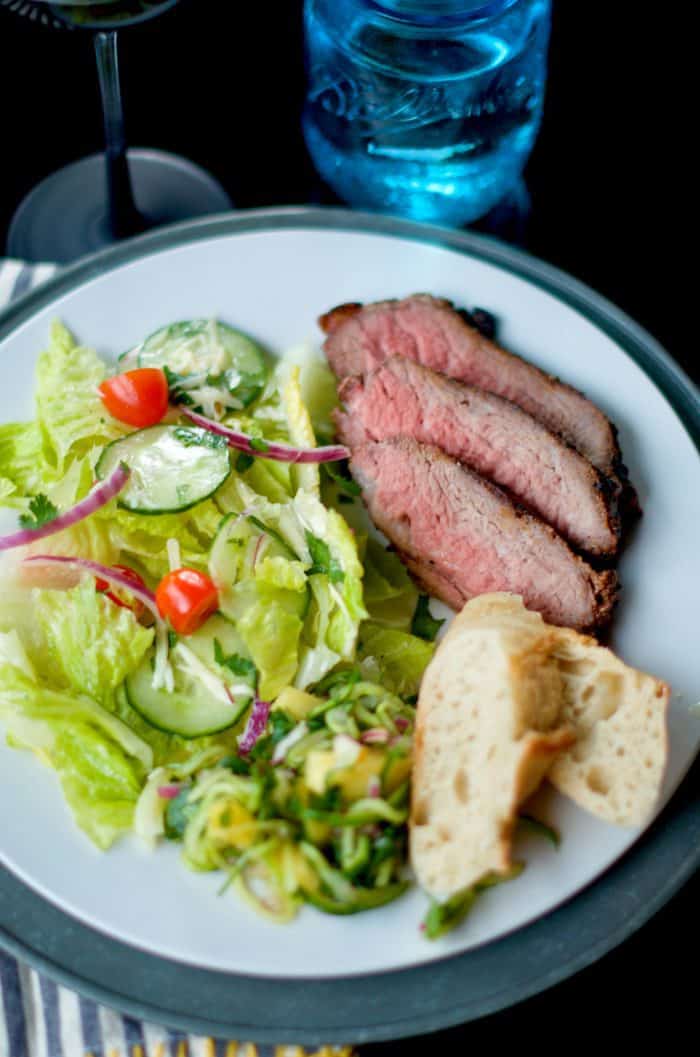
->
0;319;439;922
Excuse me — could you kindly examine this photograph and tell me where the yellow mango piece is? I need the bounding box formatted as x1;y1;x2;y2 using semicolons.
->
273;686;322;721
208;799;257;850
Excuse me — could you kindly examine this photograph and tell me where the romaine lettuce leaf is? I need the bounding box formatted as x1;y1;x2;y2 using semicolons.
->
324;510;367;657
35;579;154;705
96;500;221;582
237;598;302;701
36;321;128;475
228;460;291;505
229;490;367;689
220;397;294;501
0;421;48;504
254;554;307;593
211;483;367;690
362;538;419;630
0;641;153;848
278;342;339;442
52;722;142;848
27;517;118;567
281;365;320;496
357;622;434;697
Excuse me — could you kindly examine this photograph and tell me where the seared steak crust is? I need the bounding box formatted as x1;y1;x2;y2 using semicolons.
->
320;294;637;513
335;357;621;556
350;438;618;633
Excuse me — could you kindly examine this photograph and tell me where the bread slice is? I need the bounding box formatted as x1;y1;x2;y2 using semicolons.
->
448;594;669;823
547;627;669;825
410;597;574;899
409;593;670;899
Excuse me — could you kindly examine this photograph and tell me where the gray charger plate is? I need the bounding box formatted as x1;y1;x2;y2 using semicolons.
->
1;208;698;1045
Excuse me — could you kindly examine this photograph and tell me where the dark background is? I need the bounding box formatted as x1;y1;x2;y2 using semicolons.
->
0;1;696;1051
0;0;693;381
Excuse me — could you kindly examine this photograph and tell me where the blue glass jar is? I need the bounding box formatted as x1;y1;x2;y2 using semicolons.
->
303;0;551;226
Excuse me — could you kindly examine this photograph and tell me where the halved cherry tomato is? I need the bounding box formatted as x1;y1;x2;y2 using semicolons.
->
95;563;147;617
98;368;169;428
155;568;219;636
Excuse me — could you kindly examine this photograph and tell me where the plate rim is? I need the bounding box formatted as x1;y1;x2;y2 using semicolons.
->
1;206;698;1043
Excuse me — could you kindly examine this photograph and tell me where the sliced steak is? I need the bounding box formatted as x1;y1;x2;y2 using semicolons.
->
336;357;620;556
320;294;633;496
350;438;617;632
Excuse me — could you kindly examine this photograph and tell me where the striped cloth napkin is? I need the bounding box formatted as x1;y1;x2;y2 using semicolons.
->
0;258;354;1057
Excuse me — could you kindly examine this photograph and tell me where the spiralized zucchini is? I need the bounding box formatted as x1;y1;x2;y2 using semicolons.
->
162;670;415;920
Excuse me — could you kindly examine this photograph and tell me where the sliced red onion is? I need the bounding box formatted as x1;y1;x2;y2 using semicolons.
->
157;784;182;800
0;464;130;553
180;407;350;464
238;696;271;755
22;554;161;623
360;728;390;746
395;716;410;732
367;776;381;799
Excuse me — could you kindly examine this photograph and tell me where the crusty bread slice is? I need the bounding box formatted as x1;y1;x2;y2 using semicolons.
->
410;593;670;899
547;627;669;825
457;595;670;824
410;598;574;899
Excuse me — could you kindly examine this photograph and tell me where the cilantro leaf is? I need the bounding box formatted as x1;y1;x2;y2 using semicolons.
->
305;531;344;583
235;452;254;473
322;462;361;498
411;595;445;642
309;785;342;813
163;365;185;387
173;427;227;451
164;788;196;841
163;365;195;407
213;640;258;686
19;494;59;531
269;710;295;744
219;754;251;776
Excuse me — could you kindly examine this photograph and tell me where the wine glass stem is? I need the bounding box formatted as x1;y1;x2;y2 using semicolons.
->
94;31;144;239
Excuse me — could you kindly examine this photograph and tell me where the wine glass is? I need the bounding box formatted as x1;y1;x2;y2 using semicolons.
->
1;0;232;263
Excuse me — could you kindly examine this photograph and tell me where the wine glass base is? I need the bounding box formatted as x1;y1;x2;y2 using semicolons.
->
6;149;233;264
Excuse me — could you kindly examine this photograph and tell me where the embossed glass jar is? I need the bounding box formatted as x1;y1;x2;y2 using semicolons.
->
303;0;551;226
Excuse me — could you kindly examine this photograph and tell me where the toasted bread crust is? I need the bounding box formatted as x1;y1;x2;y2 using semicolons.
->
410;603;573;898
409;593;669;902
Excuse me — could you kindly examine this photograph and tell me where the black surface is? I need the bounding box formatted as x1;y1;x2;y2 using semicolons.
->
0;0;695;1049
0;2;691;382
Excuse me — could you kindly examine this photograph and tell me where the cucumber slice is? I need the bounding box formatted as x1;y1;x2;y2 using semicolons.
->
125;615;253;737
210;513;309;621
184;613;247;670
138;319;268;407
96;425;231;514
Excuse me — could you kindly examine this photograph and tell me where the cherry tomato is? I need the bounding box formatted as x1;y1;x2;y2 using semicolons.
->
98;368;169;427
95;564;147;617
155;568;219;636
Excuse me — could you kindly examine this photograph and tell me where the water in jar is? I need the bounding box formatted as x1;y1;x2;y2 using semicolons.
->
303;0;551;226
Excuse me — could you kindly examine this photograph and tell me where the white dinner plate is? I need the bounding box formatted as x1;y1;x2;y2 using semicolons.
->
1;208;698;987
